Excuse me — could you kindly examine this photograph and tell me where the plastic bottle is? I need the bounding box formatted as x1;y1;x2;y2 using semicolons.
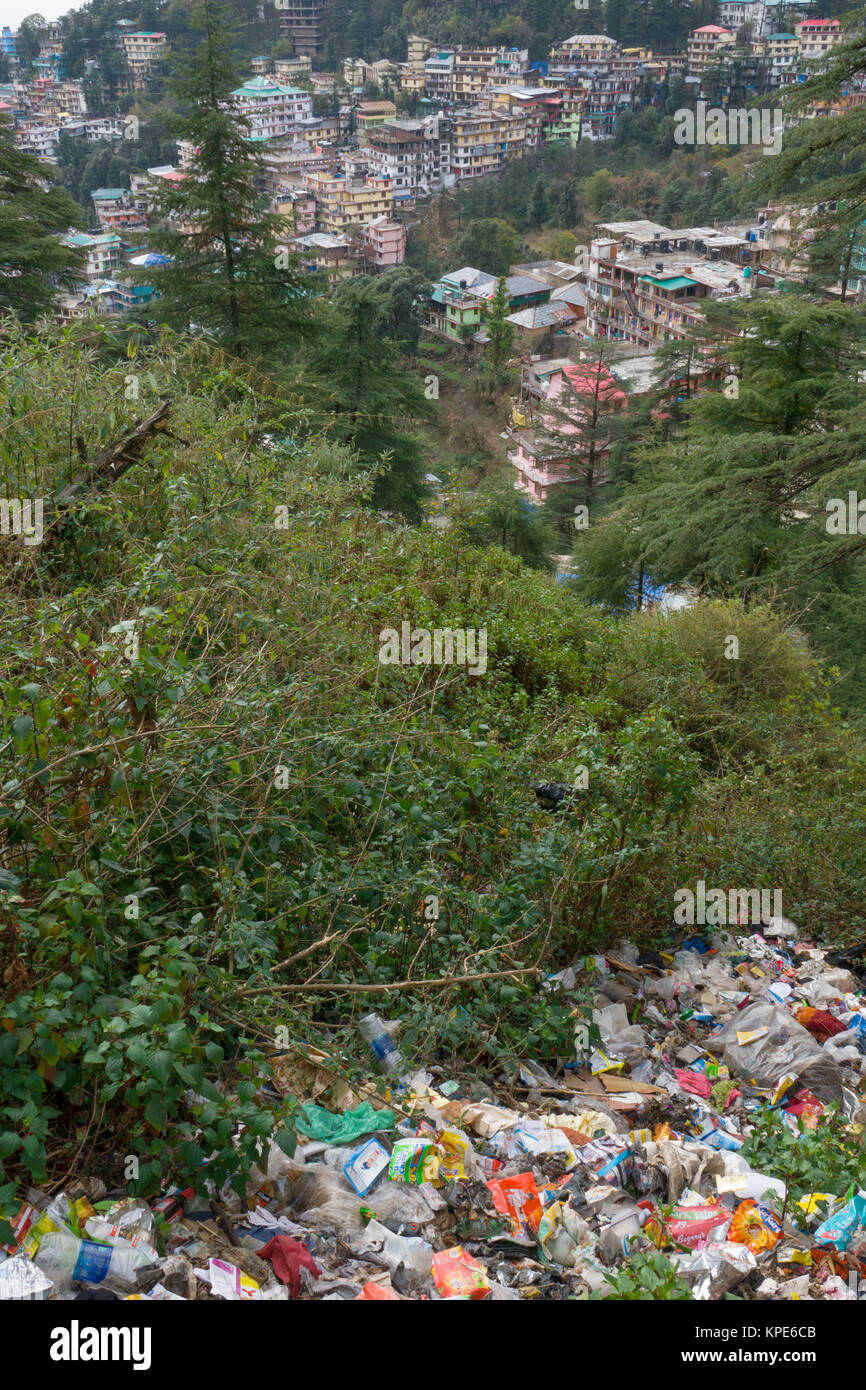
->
358;1013;404;1075
34;1230;153;1287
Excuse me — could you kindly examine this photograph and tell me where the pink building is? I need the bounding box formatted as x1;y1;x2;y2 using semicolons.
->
508;361;625;502
364;216;407;268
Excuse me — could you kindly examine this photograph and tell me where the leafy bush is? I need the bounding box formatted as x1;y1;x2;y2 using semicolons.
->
1;323;865;1226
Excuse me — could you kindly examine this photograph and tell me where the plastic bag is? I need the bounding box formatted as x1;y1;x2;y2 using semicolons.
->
487;1172;543;1237
297;1101;395;1145
814;1194;866;1251
0;1253;53;1300
728;1199;783;1254
714;1001;843;1103
431;1246;490;1299
279;1162;433;1233
355;1219;433;1279
667;1202;731;1250
538;1201;592;1267
679;1240;757;1299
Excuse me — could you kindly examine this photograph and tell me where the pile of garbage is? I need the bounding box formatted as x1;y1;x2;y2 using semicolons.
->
5;918;866;1301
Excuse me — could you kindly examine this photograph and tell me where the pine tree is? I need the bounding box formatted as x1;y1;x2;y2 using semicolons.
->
141;0;312;362
538;349;629;542
297;282;434;521
458;472;556;571
597;295;866;707
484;275;515;370
557;180;577;228
529;175;548;230
0;117;85;324
765;18;866;216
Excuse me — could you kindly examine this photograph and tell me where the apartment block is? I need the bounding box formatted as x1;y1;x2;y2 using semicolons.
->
687;25;736;72
765;32;800;83
364;216;407;268
121;31;167;88
230;77;313;143
449;108;525;178
278;0;326;59
365;116;450;196
355;100;398;144
60;231;123;282
274;56;313;84
584;220;766;346
302;171;396;232
794;17;842;59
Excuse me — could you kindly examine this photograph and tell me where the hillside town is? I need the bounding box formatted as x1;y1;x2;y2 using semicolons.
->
2;10;863;324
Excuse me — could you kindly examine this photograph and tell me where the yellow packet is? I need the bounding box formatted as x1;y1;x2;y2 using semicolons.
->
437;1129;470;1182
736;1027;769;1045
22;1212;61;1258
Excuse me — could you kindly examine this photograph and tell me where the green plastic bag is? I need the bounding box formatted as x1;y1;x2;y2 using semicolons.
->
297;1101;395;1145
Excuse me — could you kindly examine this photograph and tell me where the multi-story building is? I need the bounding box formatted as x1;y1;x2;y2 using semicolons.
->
580;73;637;140
15;123;62;161
302;171;396;233
278;0;326;59
60;231;123;282
508;360;626;503
36;80;89;117
288;231;357;282
273;188;317;235
121;32;167;88
584;219;767;345
718;1;770;39
546;88;585;146
355;100;398;144
449;108;526;179
364;216;407;268
274;56;313;84
765;32;800;82
427;267;550;340
794;17;842;60
453;46;529;99
34;41;67;82
424;49;455;101
130;165;184;213
230;76;313;142
550;34;619;64
365;116;450;197
488;86;564;147
688;25;736;73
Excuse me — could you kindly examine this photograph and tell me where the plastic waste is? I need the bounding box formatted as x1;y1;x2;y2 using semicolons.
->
358;1014;404;1075
356;1219;434;1279
714;1000;843;1103
0;1252;53;1300
678;1240;757;1299
34;1231;153;1287
298;1100;395;1144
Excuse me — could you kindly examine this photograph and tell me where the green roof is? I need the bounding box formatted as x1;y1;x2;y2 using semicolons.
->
91;187;126;199
767;32;797;40
639;274;698;290
231;77;306;97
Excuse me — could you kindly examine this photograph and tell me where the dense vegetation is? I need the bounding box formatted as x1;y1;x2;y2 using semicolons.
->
1;324;865;1225
4;0;866;1235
